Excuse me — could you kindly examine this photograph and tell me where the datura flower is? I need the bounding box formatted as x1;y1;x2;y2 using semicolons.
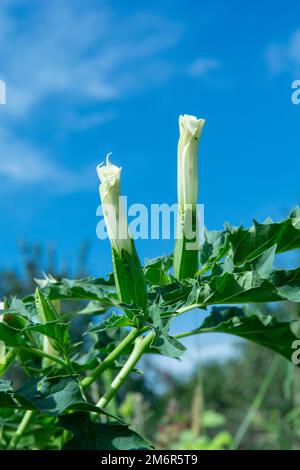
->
174;114;205;280
97;155;147;312
97;154;132;255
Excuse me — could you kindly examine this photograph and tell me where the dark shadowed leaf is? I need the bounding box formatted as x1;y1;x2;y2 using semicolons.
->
59;413;152;450
15;376;109;416
0;381;19;407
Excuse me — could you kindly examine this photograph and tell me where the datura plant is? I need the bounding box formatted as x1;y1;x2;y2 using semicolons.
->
0;114;300;450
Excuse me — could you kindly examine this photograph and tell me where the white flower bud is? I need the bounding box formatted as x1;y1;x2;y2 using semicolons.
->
174;114;205;280
97;154;132;255
178;114;205;210
96;155;147;310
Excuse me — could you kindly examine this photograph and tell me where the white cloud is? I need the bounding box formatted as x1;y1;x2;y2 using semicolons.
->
0;0;183;191
188;57;220;77
266;29;300;75
0;127;93;192
65;110;117;131
1;0;183;118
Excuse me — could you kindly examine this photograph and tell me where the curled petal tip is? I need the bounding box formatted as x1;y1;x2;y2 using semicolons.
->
106;152;113;165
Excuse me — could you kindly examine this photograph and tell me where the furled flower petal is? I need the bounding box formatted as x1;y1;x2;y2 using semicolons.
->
97;154;132;255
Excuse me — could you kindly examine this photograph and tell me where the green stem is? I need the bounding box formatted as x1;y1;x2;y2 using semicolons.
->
102;369;118;417
81;328;140;390
96;331;154;409
64;352;88;400
177;303;202;314
20;346;67;369
0;349;17;377
175;327;213;340
230;356;280;450
8;410;34;450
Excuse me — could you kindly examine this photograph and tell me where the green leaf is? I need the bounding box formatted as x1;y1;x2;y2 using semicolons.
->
159;250;300;311
76;301;109;316
70;350;99;372
199;229;229;273
59;412;152;450
184;306;299;363
144;255;173;286
88;313;135;333
15;376;84;415
35;289;59;323
0;377;115;417
198;209;300;272
26;276;116;305
147;303;186;358
228;208;300;265
23;321;71;352
198;266;300;306
4;297;34;321
1;312;27;330
0;380;19;407
151;281;193;313
244;245;277;278
0;322;26;347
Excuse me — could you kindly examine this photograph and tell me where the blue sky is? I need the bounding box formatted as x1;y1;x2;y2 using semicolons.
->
0;0;299;279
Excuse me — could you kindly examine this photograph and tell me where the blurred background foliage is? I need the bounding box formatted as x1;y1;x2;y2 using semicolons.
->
1;242;300;450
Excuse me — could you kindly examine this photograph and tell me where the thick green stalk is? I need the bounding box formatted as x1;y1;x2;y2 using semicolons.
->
81;328;140;390
174;207;199;280
8;410;34;450
112;242;148;312
96;332;154;409
102;369;118;416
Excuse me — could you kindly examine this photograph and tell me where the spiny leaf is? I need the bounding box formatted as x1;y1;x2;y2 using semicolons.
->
88;313;135;333
228;208;300;265
158;250;300;311
183;306;299;363
144;255;173;286
147;303;186;358
199;209;300;271
199;229;230;273
25;277;117;305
